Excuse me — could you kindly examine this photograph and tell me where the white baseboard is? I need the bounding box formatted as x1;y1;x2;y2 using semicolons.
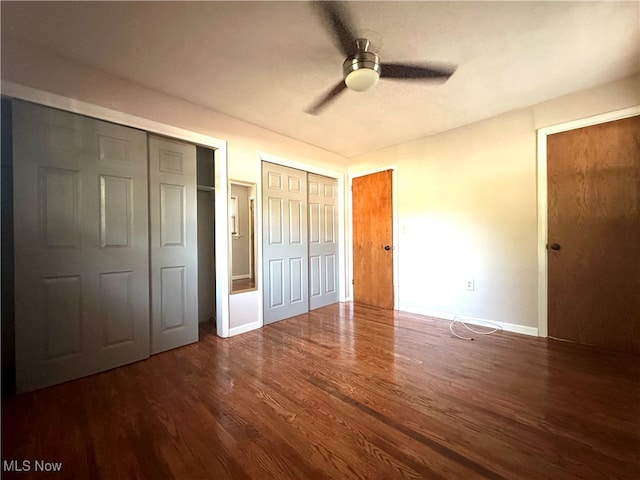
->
399;306;539;337
228;320;262;337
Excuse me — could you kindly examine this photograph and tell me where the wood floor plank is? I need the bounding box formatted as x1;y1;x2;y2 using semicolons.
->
2;303;639;479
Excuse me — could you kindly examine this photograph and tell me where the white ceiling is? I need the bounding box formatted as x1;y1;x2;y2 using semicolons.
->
2;1;638;158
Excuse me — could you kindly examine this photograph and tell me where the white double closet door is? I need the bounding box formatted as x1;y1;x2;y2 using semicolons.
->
12;101;198;393
262;162;339;324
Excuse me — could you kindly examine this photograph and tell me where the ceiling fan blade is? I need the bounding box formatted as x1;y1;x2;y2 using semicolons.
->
313;1;358;57
380;62;457;81
305;81;347;115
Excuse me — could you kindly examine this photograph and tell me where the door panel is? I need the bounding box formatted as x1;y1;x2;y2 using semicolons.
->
262;162;308;324
268;259;285;308
149;135;198;354
160;184;186;246
39;168;81;247
99;271;135;346
547;115;640;353
268;198;284;245
100;175;133;248
352;170;394;309
310;255;321;297
160;266;187;329
308;174;339;309
13;100;150;392
42;275;82;359
290;257;304;303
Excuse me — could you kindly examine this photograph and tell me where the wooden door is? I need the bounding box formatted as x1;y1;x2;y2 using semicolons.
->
547;115;640;353
308;173;339;310
12;100;150;392
262;162;309;324
148;135;198;354
352;170;394;309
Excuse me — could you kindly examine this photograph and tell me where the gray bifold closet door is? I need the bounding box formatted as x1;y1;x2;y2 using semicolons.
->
13;100;150;393
262;163;339;324
12;103;200;392
308;173;339;309
262;163;309;324
148;134;198;353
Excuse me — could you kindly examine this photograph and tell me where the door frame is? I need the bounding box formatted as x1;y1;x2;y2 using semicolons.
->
536;105;640;337
347;165;399;307
257;151;346;326
2;81;231;338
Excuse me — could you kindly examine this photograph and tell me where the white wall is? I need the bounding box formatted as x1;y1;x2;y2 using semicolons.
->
348;75;640;332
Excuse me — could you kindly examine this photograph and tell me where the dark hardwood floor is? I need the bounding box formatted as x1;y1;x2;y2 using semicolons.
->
2;303;639;479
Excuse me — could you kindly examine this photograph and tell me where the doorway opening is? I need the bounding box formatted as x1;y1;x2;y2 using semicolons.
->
197;146;217;331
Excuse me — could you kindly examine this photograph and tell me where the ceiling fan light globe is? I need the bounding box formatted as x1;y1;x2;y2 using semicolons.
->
343;50;380;92
345;68;380;92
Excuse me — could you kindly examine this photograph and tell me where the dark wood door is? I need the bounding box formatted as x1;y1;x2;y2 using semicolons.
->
547;115;640;353
352;170;394;309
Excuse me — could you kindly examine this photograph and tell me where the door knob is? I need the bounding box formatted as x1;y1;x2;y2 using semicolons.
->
384;245;393;251
548;243;561;251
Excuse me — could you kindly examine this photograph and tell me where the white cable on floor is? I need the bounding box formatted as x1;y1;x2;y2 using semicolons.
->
449;315;502;341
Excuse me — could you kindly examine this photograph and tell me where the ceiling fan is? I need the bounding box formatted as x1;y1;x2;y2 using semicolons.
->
306;1;457;115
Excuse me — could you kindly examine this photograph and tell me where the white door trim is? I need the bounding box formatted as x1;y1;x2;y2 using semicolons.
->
536;105;640;337
2;81;231;337
347;165;399;308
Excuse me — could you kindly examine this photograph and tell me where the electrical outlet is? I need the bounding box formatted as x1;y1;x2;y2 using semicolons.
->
465;279;475;291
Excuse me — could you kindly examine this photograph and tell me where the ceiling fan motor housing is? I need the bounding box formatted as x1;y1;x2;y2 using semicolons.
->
343;51;380;91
